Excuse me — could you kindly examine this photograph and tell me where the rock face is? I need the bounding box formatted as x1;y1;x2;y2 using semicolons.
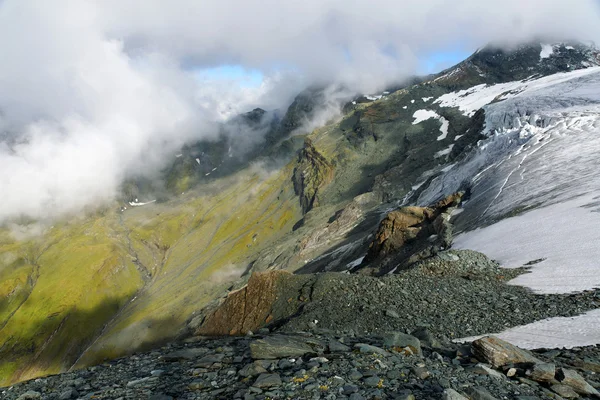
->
292;138;334;214
360;192;463;274
195;271;310;336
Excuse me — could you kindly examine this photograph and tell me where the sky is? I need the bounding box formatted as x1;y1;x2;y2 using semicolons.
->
1;0;600;224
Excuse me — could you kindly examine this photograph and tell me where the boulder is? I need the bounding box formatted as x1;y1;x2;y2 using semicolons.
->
252;373;282;388
556;367;600;397
471;336;541;368
250;335;323;359
526;362;556;383
196;270;305;336
383;332;422;356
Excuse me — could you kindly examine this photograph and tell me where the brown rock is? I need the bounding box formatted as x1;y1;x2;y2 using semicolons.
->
556;368;600;397
471;336;541;368
196;271;293;336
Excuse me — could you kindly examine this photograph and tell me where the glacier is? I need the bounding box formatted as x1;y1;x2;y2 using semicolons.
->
419;67;600;348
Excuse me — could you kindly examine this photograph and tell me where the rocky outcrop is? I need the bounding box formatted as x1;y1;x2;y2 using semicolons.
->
359;192;463;275
292;138;334;214
195;271;314;336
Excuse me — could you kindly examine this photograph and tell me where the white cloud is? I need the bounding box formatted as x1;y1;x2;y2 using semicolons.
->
1;0;599;222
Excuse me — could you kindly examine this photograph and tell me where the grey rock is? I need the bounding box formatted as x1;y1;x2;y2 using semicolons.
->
161;347;206;361
349;394;366;400
195;353;225;367
148;395;173;400
239;362;268;377
328;340;350;352
253;373;282;388
58;388;78;400
464;386;500;400
527;362;555;383
385;309;400;318
349;370;363;381
412;366;430;379
17;392;41;400
250;335;317;359
472;363;506;380
342;384;359;394
354;343;390;356
443;389;468;400
556;367;599;396
550;384;580;398
383;332;422;356
411;326;442;348
363;375;381;387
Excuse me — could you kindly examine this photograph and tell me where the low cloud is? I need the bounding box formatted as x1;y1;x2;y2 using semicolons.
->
1;0;599;223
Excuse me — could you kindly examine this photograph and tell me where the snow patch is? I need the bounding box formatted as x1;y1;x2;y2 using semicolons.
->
458;309;600;350
540;43;554;60
411;99;415;104
128;200;156;207
434;144;454;158
346;256;365;270
422;97;433;102
412;109;450;140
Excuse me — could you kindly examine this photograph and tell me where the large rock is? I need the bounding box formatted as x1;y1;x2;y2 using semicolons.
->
556;367;600;397
383;332;422;356
195;271;307;336
526;362;556;383
471;336;541;368
250;335;324;359
360;192;463;274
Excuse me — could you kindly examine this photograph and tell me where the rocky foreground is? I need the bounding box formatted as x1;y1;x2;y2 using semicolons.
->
3;330;600;400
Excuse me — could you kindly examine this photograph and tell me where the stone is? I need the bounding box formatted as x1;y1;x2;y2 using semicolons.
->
385;309;400;318
363;375;381;387
349;394;366;400
253;373;282;388
17;391;42;400
472;363;506;380
411;326;441;348
471;336;541;368
195;353;225;367
526;363;555;383
250;335;318;359
349;370;363;381
148;395;173;400
383;332;422;356
442;389;469;400
412;367;430;380
550;384;580;398
556;367;600;396
239;362;268;377
506;367;517;377
328;340;350;352
342;384;359;394
464;386;500;400
161;348;206;361
58;388;78;400
354;343;390;356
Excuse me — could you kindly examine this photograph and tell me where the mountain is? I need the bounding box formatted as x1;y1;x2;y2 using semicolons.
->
1;42;600;390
